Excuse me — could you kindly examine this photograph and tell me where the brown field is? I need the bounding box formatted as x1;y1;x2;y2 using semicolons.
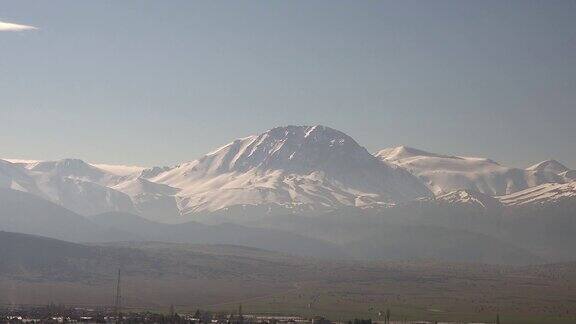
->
1;241;575;324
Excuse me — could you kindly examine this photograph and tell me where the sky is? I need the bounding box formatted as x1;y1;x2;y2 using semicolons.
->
1;0;575;168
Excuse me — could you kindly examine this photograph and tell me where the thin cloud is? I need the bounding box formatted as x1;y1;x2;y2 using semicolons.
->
0;20;37;32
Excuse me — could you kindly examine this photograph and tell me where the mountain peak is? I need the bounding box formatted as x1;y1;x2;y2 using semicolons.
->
376;146;452;161
29;158;105;175
526;159;569;174
262;125;357;151
28;158;116;186
267;124;348;139
29;158;93;170
436;189;502;211
200;125;367;174
148;125;432;213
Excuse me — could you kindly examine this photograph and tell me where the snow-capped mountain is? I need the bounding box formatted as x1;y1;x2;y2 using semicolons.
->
4;128;576;264
112;177;181;221
91;163;147;176
33;175;136;216
1;158;136;216
498;180;576;207
3;127;575;221
376;146;568;196
526;159;570;174
142;126;432;214
0;159;45;197
436;189;503;211
526;160;576;182
24;158;120;186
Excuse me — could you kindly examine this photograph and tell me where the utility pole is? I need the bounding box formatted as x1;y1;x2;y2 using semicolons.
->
114;268;122;324
239;303;243;324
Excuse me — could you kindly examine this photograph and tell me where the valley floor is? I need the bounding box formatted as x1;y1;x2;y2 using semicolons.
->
2;260;575;324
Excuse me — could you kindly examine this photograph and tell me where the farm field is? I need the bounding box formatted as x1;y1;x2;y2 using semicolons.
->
1;236;575;323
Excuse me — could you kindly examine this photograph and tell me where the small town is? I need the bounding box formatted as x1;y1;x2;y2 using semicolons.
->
0;304;499;324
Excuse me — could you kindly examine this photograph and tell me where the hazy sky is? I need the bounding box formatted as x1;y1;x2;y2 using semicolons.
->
1;1;575;168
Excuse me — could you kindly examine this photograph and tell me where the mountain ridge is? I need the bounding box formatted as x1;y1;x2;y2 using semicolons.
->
376;145;571;196
143;125;432;215
2;127;575;221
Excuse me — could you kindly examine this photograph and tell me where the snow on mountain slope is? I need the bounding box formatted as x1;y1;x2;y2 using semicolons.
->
3;158;41;165
35;176;136;216
0;159;45;197
376;146;567;196
377;146;457;161
25;159;120;186
1;158;136;216
561;170;576;181
113;177;179;197
147;126;432;214
436;189;502;211
5;131;572;220
138;166;172;179
112;177;181;221
6;158;146;177
498;181;576;207
526;160;576;182
92;163;147;176
526;160;569;174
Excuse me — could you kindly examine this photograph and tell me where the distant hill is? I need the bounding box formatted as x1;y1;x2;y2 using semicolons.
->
0;188;136;243
242;210;540;265
90;211;345;258
0;188;344;258
0;230;96;276
0;231;311;283
2;186;574;264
